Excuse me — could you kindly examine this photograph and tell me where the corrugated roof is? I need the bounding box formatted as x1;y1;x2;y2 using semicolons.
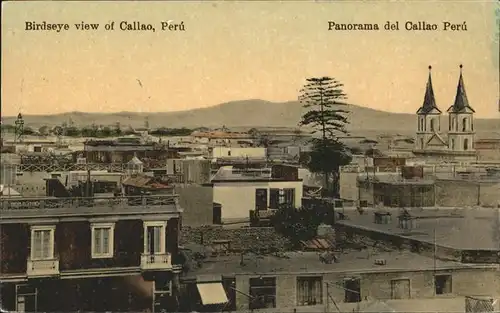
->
300;238;334;250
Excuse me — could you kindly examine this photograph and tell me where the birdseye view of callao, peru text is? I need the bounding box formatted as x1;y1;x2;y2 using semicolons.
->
24;20;186;32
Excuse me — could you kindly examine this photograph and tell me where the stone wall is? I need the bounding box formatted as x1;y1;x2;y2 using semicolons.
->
180;226;291;252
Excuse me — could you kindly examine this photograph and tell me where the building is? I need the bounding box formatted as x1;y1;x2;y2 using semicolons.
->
210;146;267;159
210;165;303;222
0;193;183;312
83;136;173;163
413;65;477;161
357;173;435;207
336;207;500;262
179;248;499;312
475;138;500;161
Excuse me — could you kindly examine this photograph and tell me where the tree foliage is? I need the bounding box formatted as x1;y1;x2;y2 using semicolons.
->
271;204;334;247
298;77;352;197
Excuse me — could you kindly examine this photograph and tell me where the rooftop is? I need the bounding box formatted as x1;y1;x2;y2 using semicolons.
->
183;248;491;279
337;207;500;250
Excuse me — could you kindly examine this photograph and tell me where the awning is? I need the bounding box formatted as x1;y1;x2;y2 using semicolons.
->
196;282;229;305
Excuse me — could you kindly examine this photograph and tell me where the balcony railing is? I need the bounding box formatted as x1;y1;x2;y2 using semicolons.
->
17;162;165;172
0;195;178;211
140;253;172;270
27;258;59;277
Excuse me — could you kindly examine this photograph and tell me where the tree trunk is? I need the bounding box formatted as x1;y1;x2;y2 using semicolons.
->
332;166;340;198
323;171;329;197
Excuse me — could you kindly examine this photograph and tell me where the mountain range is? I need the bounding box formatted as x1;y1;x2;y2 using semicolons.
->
2;100;499;138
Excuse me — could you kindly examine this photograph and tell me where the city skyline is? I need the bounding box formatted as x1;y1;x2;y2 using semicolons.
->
2;1;499;118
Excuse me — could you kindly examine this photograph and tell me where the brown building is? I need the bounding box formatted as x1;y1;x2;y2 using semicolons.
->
84;137;176;164
179;249;498;312
0;194;182;312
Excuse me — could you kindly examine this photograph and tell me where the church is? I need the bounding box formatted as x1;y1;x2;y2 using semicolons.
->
412;64;477;161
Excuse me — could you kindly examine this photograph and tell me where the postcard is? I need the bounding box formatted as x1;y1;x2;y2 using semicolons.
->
1;1;500;313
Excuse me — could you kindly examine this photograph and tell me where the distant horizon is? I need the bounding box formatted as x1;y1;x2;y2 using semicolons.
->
2;98;499;120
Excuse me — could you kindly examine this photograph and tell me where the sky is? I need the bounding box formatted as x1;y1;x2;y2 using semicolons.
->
2;1;499;118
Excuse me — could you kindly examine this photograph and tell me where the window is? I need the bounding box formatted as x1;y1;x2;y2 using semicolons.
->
464;138;469;151
451;139;455;150
91;223;114;258
31;226;55;260
297;276;323;306
435;274;452;295
143;221;166;255
269;188;280;209
430;119;435;132
255;189;268;211
270;188;295;209
283;188;295;207
344;278;361;303
420;138;424;149
462;117;467;132
249;277;276;309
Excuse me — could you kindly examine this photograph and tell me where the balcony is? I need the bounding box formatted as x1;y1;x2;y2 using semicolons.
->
27;258;60;277
0;195;180;220
140;253;172;271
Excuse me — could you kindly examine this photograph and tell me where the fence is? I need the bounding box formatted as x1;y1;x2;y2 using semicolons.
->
465;296;497;313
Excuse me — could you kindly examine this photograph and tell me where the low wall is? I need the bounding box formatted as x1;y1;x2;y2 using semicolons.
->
180;226;292;252
336;223;463;262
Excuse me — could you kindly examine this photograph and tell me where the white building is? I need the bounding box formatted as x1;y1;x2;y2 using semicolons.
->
413;65;477;161
210;147;267;159
211;166;303;221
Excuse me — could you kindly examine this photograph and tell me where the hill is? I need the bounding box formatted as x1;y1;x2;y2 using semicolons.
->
2;100;499;138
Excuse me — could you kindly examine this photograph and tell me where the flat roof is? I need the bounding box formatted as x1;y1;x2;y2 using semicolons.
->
337;207;500;250
182;249;491;279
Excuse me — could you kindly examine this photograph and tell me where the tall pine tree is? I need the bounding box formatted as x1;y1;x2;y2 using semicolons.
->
298;77;352;198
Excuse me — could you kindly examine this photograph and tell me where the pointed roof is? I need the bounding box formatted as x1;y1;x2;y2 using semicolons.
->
417;66;441;115
447;64;475;113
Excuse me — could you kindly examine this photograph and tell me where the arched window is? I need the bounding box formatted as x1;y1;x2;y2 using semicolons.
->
463;138;468;150
420;138;424;149
462;118;467;132
451;139;455;150
430;119;435;132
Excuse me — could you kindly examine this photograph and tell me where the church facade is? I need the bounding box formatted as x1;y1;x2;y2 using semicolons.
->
412;65;477;162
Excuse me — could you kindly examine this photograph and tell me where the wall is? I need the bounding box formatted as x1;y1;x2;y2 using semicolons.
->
212;180;303;220
0;164;17;185
339;172;358;201
211;147;266;159
298;168;324;187
14;171;50;196
232;267;500;311
175;184;213;226
477;148;500;161
56;220;143;271
435;179;500;207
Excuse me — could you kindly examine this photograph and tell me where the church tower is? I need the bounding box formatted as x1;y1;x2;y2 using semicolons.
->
415;66;442;150
447;64;475;152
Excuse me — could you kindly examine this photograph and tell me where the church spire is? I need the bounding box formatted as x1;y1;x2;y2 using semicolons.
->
417;65;441;114
447;64;475;113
